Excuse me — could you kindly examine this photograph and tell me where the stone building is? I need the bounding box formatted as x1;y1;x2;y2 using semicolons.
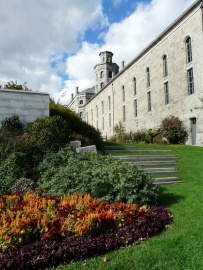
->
68;0;203;146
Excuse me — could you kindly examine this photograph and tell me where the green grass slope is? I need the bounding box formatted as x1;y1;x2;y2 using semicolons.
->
48;144;203;270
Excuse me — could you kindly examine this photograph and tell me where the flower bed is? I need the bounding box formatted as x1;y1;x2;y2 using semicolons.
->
0;192;172;269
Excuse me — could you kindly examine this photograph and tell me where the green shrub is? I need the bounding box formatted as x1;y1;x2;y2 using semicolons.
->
0;152;28;194
1;114;23;134
0;115;24;161
132;130;148;143
25;115;70;154
159;115;188;144
50;100;103;150
38;145;158;205
113;121;125;141
132;129;162;144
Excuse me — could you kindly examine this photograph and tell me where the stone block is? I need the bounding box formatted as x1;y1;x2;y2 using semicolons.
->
76;145;97;154
70;140;81;152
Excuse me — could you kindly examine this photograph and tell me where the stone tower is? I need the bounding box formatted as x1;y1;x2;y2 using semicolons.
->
94;51;119;93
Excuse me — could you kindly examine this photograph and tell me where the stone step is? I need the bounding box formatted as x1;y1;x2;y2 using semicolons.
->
152;177;182;185
105;149;172;153
104;145;136;149
140;168;178;174
112;155;178;161
131;161;178;166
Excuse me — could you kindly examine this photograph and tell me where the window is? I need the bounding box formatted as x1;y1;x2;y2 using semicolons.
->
133;77;136;95
108;96;111;110
80;112;83;118
96;105;98;118
186;37;192;64
187;68;194;95
147;92;151;112
109;71;112;78
123;105;126;122
91;109;93;121
163;55;168;78
134;99;137;117
101;101;104;114
100;71;103;78
79;100;83;105
164;82;169;105
146;67;150;88
122;86;125;102
102;117;104;130
101;82;104;89
109;113;111;128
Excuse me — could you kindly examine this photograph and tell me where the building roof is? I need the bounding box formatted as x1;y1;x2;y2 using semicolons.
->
80;86;95;95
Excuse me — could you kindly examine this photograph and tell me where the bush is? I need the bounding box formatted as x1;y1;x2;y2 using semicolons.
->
38;145;158;205
0;152;28;194
50;100;103;150
1;115;23;134
25;115;70;155
132;129;160;144
159;115;188;144
0;115;24;161
113;121;125;141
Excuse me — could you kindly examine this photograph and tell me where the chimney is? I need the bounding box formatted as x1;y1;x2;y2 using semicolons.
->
75;86;79;95
71;93;74;100
121;61;125;69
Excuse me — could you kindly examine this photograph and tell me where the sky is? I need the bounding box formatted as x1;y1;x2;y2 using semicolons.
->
0;0;195;104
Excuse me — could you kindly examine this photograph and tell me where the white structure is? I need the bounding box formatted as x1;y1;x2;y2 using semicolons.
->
0;89;49;124
69;0;203;146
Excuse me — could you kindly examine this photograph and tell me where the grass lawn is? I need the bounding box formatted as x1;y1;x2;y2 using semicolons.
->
48;144;203;270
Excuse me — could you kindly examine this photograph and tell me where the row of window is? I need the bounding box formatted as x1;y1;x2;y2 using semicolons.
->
94;114;112;131
87;37;194;124
122;36;193;100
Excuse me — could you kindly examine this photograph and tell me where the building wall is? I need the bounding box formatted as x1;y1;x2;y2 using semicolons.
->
84;2;203;146
0;89;50;124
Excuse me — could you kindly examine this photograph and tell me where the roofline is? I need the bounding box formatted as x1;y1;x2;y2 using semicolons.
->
99;51;114;56
0;88;49;96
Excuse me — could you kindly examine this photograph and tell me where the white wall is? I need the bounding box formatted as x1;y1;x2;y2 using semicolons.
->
0;89;49;124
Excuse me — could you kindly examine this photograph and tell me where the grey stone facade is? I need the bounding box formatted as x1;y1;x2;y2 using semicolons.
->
0;89;49;124
68;0;203;146
94;51;119;94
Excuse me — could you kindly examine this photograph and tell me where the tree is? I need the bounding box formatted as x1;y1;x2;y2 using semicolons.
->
159;115;188;144
114;121;125;141
3;81;31;91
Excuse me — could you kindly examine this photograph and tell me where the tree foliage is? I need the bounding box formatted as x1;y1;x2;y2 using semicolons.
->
50;100;103;150
3;80;31;91
159;115;188;144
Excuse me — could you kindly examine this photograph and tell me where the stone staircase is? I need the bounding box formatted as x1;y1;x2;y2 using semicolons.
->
104;145;182;185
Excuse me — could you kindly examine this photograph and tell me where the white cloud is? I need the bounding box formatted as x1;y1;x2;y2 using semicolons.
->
0;0;107;98
63;0;195;104
0;0;196;105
